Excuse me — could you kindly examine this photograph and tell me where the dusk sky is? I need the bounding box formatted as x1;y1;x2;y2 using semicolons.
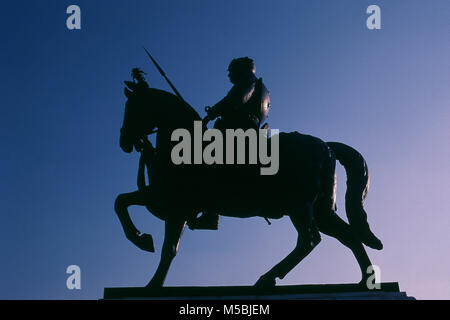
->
1;0;449;299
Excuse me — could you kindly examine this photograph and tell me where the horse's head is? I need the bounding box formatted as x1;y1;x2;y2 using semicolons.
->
119;68;201;154
120;88;157;153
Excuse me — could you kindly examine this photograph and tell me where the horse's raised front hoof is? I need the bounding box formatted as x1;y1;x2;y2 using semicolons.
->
128;232;155;252
254;275;276;288
137;233;155;252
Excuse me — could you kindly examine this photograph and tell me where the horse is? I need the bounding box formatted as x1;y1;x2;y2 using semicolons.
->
114;86;383;288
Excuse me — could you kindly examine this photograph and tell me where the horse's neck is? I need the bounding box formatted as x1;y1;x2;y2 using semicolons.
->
153;103;199;142
145;88;200;157
153;119;191;159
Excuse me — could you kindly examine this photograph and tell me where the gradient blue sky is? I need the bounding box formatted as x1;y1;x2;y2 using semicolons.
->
0;0;449;299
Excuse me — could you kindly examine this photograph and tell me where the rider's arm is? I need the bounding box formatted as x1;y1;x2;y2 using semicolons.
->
206;85;241;119
207;80;257;120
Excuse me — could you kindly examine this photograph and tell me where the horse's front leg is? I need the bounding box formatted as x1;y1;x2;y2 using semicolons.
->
147;219;186;287
114;190;154;251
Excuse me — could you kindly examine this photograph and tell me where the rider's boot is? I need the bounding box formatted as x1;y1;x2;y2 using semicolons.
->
188;212;219;230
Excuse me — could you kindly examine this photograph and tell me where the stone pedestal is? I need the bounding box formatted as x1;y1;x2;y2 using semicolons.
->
103;282;414;300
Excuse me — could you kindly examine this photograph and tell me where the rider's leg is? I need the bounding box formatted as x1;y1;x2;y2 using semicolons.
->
189;116;258;231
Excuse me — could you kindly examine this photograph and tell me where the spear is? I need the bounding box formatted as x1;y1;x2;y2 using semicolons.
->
143;47;185;102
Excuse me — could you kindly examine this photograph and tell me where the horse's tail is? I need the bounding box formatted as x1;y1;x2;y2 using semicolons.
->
326;142;383;250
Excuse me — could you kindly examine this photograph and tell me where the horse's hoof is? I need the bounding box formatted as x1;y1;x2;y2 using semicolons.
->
359;275;382;290
146;280;163;289
138;233;155;252
129;233;155;252
254;275;276;288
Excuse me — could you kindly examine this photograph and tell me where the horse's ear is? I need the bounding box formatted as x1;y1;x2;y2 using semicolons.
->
124;87;133;98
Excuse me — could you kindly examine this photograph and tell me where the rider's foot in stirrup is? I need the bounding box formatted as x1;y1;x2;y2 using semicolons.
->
188;212;219;230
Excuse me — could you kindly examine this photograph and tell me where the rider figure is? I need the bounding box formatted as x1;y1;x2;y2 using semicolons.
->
204;57;268;131
189;57;270;230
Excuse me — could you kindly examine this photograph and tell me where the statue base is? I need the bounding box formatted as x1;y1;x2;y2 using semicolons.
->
103;282;414;300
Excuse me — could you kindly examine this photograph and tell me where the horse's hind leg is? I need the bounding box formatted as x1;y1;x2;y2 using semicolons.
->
315;206;372;284
147;219;186;287
255;201;321;287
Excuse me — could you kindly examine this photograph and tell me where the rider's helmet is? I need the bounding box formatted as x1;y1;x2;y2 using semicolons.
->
227;57;255;84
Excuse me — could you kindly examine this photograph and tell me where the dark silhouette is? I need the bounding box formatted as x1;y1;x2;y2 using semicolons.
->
204;57;270;131
115;66;383;288
104;282;414;300
190;57;271;230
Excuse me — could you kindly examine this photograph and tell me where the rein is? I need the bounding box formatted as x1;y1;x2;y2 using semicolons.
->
137;130;158;190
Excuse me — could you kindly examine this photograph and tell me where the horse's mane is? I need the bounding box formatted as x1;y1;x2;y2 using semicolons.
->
144;88;201;129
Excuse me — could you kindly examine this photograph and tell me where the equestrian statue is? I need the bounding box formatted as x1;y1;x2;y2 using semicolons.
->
114;52;383;288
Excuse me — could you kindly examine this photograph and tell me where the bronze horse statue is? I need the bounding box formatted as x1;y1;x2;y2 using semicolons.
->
114;84;383;288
